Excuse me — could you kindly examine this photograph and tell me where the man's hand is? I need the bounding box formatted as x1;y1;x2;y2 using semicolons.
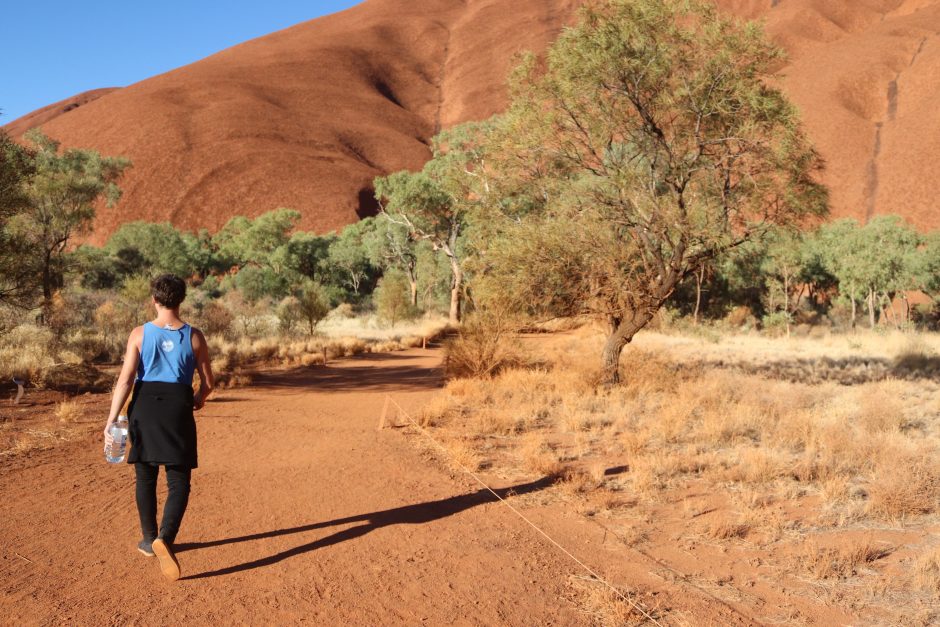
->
193;391;205;411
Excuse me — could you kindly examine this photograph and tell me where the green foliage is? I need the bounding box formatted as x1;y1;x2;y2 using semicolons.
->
817;216;921;327
234;264;292;302
913;231;940;300
476;0;826;381
326;218;379;297
106;221;197;277
374;269;418;326
10;129;130;314
296;280;331;336
73;245;121;290
374;121;491;322
213;208;300;269
0;130;38;308
276;296;303;334
273;231;333;282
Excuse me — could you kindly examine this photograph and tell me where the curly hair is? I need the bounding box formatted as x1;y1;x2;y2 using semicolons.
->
150;274;187;309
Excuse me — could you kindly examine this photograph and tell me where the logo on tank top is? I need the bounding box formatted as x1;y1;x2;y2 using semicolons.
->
161;339;175;352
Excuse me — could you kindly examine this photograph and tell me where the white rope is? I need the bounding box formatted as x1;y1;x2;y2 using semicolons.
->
384;395;665;627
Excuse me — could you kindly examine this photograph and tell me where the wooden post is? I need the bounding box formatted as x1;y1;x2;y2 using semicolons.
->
422;336;427;350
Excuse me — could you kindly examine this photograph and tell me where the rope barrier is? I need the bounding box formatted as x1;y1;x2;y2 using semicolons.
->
382;394;665;627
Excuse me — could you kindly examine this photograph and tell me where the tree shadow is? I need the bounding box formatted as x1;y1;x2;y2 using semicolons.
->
178;476;557;580
251;358;443;394
692;354;940;386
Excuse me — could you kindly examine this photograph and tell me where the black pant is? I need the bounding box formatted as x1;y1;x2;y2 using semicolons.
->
134;463;191;544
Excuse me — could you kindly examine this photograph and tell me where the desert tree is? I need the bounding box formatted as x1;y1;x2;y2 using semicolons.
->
0;128;37;309
375;121;492;324
325;218;380;298
913;231;940;303
296;280;331;336
819;216;920;328
758;227;825;335
106;221;199;277
479;0;826;383
10;130;130;318
817;219;866;327
213;208;300;270
374;269;417;326
364;217;419;307
273;231;334;284
857;215;920;327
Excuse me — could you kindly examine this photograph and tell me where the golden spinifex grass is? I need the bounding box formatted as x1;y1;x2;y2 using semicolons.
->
422;324;940;620
427;327;940;522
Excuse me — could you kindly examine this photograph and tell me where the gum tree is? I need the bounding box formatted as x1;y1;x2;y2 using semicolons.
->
375;121;491;324
481;0;826;384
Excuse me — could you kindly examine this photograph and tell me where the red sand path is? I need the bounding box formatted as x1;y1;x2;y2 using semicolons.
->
0;349;762;625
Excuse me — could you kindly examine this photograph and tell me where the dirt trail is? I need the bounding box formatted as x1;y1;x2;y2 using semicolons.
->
0;349;593;625
0;348;760;626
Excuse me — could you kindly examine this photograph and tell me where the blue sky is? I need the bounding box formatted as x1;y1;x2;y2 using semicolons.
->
0;1;362;123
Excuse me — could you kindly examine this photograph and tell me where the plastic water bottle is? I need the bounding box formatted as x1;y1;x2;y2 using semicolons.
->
106;415;128;464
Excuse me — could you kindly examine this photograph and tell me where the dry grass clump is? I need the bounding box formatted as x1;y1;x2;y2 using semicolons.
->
444;320;535;379
520;435;565;478
912;546;940;593
796;537;891;580
54;401;83;424
566;575;661;627
706;517;751;540
867;449;940;520
0;324;56;381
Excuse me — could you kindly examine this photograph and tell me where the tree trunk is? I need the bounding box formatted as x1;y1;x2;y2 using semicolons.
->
406;259;419;308
693;264;704;325
784;274;791;338
600;313;652;386
887;293;900;329
867;288;876;329
851;298;857;330
41;253;54;324
448;256;462;324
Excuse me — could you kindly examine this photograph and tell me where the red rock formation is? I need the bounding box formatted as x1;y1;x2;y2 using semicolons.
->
6;0;940;241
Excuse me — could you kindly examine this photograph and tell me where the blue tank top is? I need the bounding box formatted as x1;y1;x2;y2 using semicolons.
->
137;322;196;384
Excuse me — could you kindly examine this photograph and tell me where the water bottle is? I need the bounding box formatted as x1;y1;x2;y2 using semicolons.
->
106;415;128;463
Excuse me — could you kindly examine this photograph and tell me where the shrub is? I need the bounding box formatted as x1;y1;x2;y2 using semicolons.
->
761;311;792;337
297;281;330;336
197;300;234;338
374;269;418;326
444;316;528;379
0;324;56;381
276;296;302;334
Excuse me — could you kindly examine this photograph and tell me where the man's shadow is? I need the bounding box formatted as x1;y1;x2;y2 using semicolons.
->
178;475;557;580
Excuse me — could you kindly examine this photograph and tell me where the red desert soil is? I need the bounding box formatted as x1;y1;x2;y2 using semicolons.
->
5;0;940;242
1;348;861;625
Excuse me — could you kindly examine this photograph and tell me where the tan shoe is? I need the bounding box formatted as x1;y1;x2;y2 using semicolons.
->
152;538;181;581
